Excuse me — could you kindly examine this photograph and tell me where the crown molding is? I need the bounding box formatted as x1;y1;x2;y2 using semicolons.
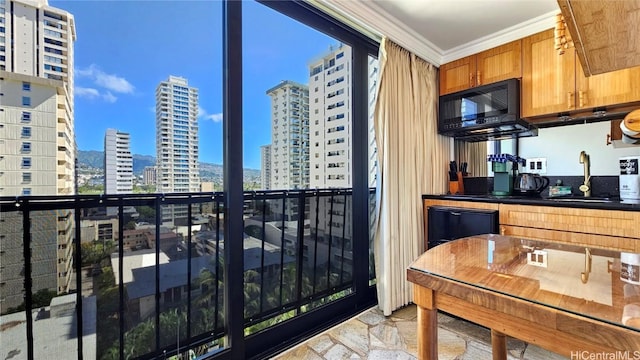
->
316;2;558;67
318;0;443;66
441;10;558;63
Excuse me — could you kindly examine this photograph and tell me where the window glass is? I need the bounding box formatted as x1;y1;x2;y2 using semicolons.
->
21;127;31;137
22;82;31;91
22;96;31;106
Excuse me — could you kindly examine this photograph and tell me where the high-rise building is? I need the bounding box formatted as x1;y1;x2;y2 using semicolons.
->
260;144;272;190
0;0;76;313
266;80;309;190
155;75;199;225
306;44;379;257
143;166;157;185
309;44;352;188
104;128;133;194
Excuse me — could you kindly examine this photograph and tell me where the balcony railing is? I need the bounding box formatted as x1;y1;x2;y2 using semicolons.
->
0;188;376;360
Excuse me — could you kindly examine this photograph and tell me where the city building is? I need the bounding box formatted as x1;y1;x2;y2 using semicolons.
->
266;80;310;190
309;44;352;188
260;144;272;190
104;128;133;194
307;45;379;251
143;166;157;185
155;75;199;225
0;0;76;313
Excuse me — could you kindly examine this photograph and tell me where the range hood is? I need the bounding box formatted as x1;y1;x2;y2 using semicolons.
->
448;121;538;142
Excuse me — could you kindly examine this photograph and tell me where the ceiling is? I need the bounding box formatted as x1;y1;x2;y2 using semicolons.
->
317;0;561;66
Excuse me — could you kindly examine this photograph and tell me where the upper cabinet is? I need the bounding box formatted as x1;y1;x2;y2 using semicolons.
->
521;29;575;118
576;63;640;110
522;28;640;119
558;0;640;77
439;40;521;95
439;56;476;95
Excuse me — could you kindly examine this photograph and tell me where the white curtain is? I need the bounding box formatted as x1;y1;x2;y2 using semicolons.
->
455;140;489;177
373;37;450;315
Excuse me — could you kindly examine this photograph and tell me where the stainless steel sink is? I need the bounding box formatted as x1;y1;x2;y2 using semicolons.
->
548;196;615;203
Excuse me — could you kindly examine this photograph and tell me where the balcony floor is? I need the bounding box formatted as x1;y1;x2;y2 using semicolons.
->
271;304;568;359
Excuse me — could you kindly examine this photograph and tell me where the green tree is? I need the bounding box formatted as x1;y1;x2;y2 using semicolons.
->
125;220;136;230
136;206;156;222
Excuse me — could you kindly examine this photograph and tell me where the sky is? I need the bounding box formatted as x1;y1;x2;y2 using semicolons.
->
50;0;338;170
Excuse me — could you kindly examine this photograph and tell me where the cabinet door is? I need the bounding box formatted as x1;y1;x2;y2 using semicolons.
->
439;55;476;95
476;40;522;86
521;29;576;118
576;62;640;109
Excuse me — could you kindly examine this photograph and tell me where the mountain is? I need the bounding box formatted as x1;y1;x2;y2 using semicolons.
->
77;150;260;183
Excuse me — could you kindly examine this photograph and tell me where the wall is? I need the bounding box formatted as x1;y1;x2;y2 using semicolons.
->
518;121;640;176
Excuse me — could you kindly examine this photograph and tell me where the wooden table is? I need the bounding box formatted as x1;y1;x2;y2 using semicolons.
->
407;234;640;360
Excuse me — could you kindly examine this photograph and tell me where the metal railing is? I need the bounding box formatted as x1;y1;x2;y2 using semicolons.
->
0;189;376;360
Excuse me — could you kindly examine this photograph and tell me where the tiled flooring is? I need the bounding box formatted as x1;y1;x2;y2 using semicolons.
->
271;304;569;360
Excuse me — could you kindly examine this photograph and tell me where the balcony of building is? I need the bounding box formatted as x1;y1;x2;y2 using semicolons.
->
0;189;377;360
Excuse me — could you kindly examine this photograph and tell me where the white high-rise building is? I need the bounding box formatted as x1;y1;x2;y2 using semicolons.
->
260;144;272;190
155;75;199;225
104;128;133;194
306;45;379;257
0;0;76;313
266;80;309;190
309;44;352;188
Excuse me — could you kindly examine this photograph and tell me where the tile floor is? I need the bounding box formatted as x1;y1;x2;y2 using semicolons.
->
271;304;569;360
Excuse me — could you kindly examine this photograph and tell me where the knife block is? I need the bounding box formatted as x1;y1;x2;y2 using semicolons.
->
449;172;465;195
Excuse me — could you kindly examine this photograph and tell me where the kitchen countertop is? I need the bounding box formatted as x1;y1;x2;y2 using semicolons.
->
422;193;640;211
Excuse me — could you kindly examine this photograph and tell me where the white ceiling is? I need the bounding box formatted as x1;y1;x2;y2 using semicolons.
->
317;0;561;66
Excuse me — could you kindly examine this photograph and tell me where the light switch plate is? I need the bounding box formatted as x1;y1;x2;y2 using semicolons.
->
526;157;547;174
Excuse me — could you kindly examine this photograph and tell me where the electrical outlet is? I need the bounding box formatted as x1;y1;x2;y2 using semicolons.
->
526;157;547;174
527;249;548;268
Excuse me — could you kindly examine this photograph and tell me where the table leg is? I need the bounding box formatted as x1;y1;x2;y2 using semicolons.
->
414;286;437;360
491;329;507;360
417;305;437;360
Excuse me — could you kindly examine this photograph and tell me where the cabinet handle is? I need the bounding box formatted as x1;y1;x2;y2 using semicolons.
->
469;73;474;88
476;71;481;85
567;92;574;109
579;90;586;107
500;226;506;235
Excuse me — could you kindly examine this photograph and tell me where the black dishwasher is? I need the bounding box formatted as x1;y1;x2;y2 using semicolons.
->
427;206;499;249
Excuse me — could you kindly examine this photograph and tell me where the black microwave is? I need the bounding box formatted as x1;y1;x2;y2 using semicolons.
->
438;78;536;141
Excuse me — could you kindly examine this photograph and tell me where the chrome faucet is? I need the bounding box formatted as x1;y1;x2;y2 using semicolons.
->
579;151;591;197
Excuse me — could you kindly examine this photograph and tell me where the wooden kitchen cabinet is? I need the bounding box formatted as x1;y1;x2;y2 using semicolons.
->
576;63;640;110
521;29;576;118
499;203;640;252
424;198;640;253
522;28;640;118
439;56;476;95
439;40;521;95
